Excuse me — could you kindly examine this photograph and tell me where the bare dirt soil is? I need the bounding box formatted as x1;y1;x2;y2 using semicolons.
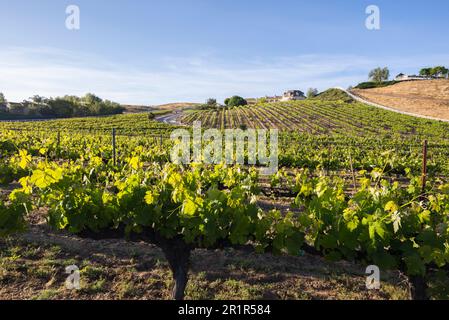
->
352;80;449;120
0;222;410;300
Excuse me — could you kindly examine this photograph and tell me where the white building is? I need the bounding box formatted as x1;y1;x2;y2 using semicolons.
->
395;73;446;81
395;73;410;81
281;90;306;101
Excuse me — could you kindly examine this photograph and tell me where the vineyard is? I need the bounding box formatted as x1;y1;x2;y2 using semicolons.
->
1;94;449;300
181;98;449;138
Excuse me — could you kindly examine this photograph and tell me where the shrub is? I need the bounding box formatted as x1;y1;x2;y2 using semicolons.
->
355;81;398;89
307;88;319;99
314;89;353;103
206;98;217;107
226;96;247;107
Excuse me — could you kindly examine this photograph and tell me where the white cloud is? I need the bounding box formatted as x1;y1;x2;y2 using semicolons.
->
0;46;448;105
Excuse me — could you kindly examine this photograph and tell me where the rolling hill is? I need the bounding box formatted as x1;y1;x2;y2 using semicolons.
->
154;102;201;111
351;79;449;120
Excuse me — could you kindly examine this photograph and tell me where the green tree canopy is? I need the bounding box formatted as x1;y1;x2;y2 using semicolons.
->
419;68;433;77
420;66;449;78
225;96;247;107
206;98;217;107
47;98;75;118
29;95;47;104
0;92;6;104
431;66;449;77
82;93;102;106
7;93;124;118
369;67;390;83
307;88;319;98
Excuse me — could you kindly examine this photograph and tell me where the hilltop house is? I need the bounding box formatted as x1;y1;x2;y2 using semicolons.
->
395;73;447;81
281;90;306;101
395;73;429;81
395;73;408;81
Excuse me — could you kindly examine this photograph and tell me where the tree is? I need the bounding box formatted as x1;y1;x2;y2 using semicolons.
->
420;66;449;78
369;67;390;83
206;98;217;107
82;93;102;106
37;104;56;117
225;96;247;107
224;98;230;106
419;68;433;77
0;92;6;104
47;98;75;118
431;66;449;78
1;92;124;118
100;100;125;115
307;88;319;99
29;95;47;104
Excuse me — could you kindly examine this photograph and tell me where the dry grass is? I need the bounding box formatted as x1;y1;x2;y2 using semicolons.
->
122;103;201;113
154;103;201;111
122;105;153;113
352;80;449;120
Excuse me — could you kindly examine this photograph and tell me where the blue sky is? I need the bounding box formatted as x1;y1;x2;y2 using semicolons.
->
1;0;448;104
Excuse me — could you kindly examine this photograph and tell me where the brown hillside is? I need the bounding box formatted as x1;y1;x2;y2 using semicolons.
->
123;105;153;113
352;80;449;120
155;102;201;110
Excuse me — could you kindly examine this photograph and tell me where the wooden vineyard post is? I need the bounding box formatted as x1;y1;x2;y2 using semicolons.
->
160;134;163;147
112;128;117;166
57;131;61;157
421;139;428;195
348;150;357;191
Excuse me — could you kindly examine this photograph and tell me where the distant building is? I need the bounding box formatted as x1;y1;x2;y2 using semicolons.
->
263;95;282;103
394;73;427;81
0;103;8;113
7;102;29;115
395;73;408;81
395;73;446;81
281;90;306;101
